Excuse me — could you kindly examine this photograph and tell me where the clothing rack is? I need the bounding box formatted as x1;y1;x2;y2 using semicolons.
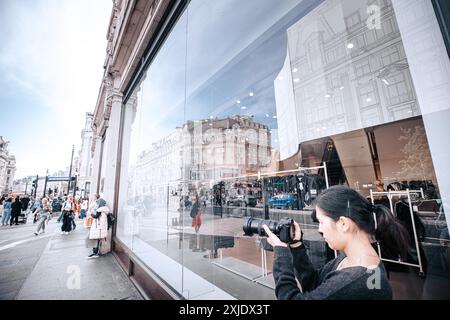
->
370;189;425;277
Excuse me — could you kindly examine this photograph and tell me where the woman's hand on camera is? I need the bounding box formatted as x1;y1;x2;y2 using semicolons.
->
262;225;288;248
293;221;302;241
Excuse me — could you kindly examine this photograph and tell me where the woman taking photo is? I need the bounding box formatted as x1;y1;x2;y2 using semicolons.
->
263;185;410;300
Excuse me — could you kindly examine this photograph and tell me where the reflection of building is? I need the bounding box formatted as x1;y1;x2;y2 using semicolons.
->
275;0;420;159
0;136;16;194
90;0;450;300
77;112;94;197
132;115;273;204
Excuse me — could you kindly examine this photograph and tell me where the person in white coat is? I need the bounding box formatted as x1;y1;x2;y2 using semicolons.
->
87;204;109;258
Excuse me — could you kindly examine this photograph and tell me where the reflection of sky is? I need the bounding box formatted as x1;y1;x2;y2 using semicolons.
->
135;0;322;149
185;0;323;130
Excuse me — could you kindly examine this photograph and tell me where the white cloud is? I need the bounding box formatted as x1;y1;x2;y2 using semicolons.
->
1;0;112;178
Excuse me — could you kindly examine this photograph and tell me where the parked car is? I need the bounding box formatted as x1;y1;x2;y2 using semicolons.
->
226;194;257;207
268;194;299;210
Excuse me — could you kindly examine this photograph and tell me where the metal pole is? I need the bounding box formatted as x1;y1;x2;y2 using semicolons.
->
72;174;77;198
25;179;28;195
43;177;48;197
68;145;74;195
406;189;424;275
323;161;329;189
34;174;39;198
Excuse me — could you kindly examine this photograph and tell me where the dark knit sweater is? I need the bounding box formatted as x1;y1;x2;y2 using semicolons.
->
273;245;392;300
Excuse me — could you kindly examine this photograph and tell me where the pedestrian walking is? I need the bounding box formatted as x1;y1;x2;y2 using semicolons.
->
57;196;67;222
80;197;88;219
1;197;12;226
0;195;5;219
71;197;80;230
34;198;52;235
10;196;22;225
31;197;42;223
61;196;75;235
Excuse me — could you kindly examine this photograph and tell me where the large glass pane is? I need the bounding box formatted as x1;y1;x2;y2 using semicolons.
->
117;0;450;299
117;11;188;296
180;0;449;299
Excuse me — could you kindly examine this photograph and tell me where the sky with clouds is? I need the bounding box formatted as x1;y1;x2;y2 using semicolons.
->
0;0;112;179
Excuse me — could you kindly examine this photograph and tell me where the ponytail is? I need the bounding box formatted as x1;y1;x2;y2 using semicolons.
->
373;204;411;260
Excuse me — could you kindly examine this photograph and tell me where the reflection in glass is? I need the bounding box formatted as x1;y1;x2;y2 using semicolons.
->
116;0;450;299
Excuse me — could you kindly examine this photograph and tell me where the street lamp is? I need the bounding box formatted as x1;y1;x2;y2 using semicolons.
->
73;169;79;198
68;145;74;195
43;169;49;197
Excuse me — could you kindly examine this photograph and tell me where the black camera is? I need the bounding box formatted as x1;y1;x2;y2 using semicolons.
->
243;217;296;244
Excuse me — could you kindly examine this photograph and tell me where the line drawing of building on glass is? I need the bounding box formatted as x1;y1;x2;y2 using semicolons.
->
275;0;420;160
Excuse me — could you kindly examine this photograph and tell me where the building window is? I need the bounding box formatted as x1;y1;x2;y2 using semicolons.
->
354;60;371;78
381;45;401;67
385;72;411;105
359;82;378;108
345;11;361;30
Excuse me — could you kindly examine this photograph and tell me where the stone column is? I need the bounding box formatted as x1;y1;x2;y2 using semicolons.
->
102;90;123;211
90;135;103;195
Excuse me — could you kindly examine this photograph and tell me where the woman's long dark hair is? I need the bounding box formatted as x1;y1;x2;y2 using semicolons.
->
313;185;410;259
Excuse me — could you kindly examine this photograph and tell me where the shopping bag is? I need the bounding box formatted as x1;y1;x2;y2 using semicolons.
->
84;216;94;228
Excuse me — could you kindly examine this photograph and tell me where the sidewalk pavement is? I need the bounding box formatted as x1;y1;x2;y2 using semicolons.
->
14;219;143;300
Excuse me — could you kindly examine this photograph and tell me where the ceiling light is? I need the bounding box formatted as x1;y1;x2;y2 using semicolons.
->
325;94;331;98
241;106;247;110
249;92;254;97
273;115;277;119
366;98;372;102
382;79;390;85
277;76;284;81
294;78;300;83
236;100;241;104
347;43;354;49
292;68;298;73
339;86;345;90
265;114;270;118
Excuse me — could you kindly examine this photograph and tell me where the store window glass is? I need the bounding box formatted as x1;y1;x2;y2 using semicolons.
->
118;0;450;299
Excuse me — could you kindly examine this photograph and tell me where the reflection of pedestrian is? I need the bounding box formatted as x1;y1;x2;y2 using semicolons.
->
190;194;202;233
374;180;385;192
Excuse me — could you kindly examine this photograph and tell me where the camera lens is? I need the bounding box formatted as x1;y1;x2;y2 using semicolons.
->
243;217;295;243
243;217;279;237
